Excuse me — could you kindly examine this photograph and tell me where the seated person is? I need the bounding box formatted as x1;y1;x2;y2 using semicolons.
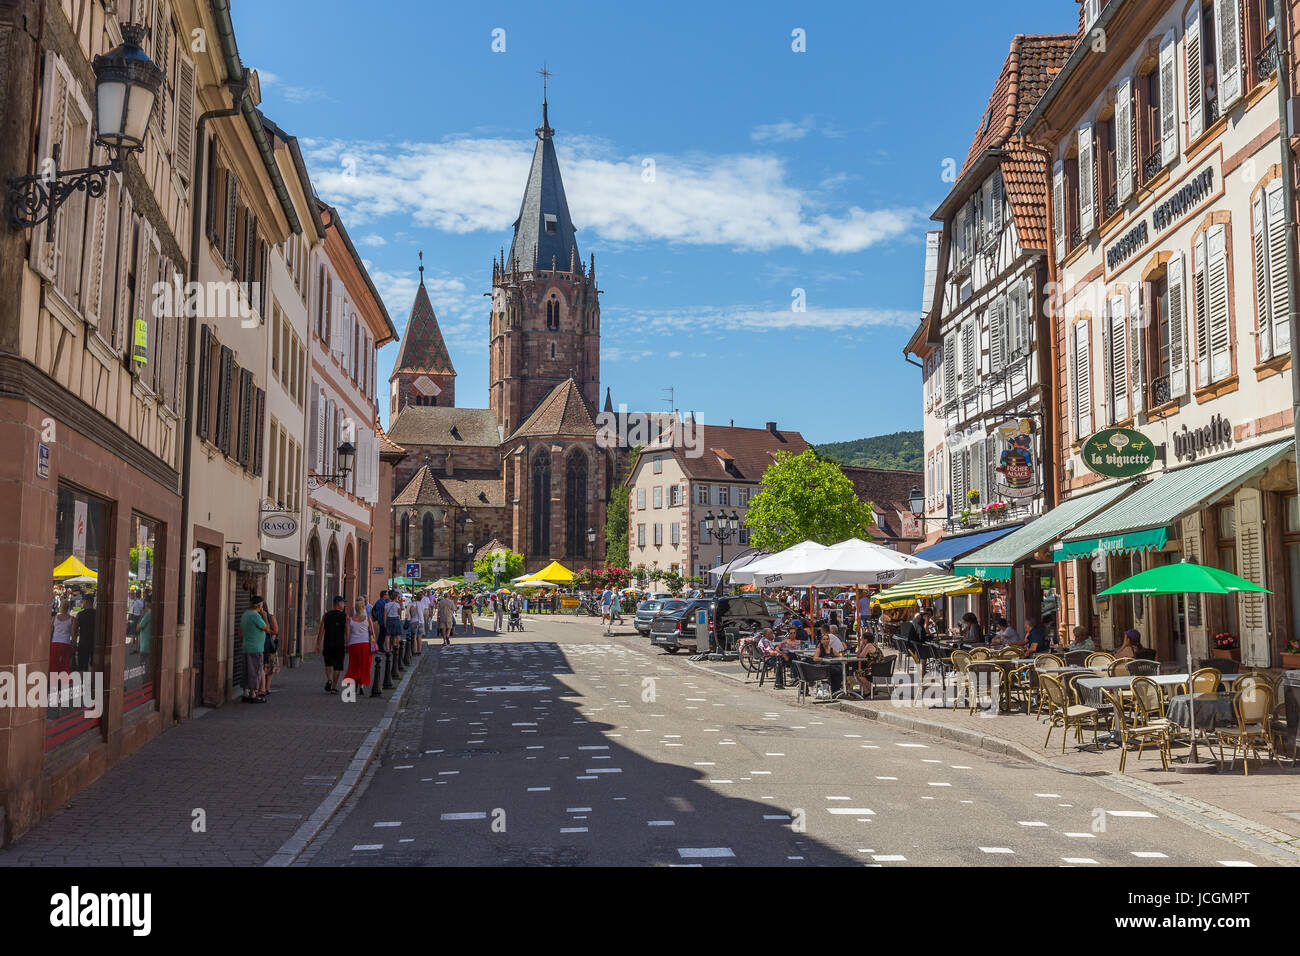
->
1116;629;1140;659
956;612;982;646
826;624;847;655
990;616;1024;649
812;629;843;694
853;632;883;695
1053;625;1095;653
1022;617;1046;655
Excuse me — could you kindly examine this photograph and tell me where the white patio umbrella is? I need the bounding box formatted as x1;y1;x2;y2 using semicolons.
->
819;538;945;587
727;541;833;585
702;550;770;579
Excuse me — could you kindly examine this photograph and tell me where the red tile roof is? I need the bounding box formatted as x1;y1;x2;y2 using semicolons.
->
652;424;809;483
393;464;458;507
509;377;598;439
375;415;406;458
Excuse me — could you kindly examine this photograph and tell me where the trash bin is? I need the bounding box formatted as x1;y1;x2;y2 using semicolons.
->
1283;671;1300;757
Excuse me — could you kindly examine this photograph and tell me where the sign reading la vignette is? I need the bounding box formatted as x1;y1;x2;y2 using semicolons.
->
1081;427;1157;479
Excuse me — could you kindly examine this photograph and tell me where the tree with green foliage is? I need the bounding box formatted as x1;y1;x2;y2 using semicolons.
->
473;548;524;588
744;448;875;553
662;568;683;595
603;444;641;569
814;430;923;471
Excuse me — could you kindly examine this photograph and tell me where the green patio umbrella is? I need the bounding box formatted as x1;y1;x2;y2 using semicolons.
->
1099;559;1269;771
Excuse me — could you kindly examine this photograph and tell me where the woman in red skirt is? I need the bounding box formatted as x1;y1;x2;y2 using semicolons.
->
343;597;375;692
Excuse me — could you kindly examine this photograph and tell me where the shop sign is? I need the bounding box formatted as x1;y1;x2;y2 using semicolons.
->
993;418;1039;500
260;514;299;539
1104;162;1216;273
1173;413;1232;462
372;566;384;574
1081;427;1158;479
37;442;49;480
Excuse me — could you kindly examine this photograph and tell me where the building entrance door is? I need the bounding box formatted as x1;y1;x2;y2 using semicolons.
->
192;565;207;710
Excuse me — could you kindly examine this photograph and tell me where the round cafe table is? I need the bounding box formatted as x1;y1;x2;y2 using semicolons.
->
1166;692;1235;733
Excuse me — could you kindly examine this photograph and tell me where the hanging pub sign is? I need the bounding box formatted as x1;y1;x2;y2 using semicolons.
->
1082;426;1157;479
993;418;1039;500
132;318;149;365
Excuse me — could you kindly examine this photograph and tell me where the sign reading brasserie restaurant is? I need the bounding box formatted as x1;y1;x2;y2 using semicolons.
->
1104;161;1216;273
1082;427;1157;479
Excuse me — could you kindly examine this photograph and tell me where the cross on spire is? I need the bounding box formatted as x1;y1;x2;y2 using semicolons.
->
418;250;424;286
536;64;555;139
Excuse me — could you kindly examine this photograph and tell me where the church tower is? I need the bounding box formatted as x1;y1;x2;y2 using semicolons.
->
389;253;457;418
489;97;601;436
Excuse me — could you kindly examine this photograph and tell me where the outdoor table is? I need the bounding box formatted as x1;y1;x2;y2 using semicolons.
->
1074;673;1241;710
1027;665;1101;691
1166;692;1236;734
968;657;1033;713
793;652;865;701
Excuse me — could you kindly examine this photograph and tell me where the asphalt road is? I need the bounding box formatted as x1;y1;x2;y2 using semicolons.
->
298;615;1276;867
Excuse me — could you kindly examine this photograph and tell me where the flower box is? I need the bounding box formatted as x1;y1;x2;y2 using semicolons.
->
1281;652;1300;669
1211;647;1240;662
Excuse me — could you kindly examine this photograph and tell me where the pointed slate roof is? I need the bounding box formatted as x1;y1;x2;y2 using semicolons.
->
390;278;455;381
392;464;457;508
510;376;597;439
508;101;580;273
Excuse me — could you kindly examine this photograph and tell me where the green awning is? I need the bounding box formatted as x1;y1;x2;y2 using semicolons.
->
1059;439;1293;560
953;483;1133;580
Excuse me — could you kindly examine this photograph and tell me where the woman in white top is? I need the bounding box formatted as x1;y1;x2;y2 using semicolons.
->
342;597;375;691
50;600;75;673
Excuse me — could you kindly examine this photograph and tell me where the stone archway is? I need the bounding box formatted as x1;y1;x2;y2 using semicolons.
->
343;538;356;606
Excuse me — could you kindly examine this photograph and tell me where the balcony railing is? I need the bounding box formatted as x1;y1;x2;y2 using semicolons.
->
1104;191;1118;219
1205;96;1220;126
1256;38;1278;83
1142;151;1163;184
1150;373;1170;408
1070;227;1082;249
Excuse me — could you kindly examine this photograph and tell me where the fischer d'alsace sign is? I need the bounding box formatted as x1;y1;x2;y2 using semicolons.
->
1082;427;1157;479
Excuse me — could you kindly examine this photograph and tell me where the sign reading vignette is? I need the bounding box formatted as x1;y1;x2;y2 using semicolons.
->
1081;427;1157;479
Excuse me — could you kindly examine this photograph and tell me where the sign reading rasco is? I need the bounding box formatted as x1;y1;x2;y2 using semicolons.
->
1081;427;1157;479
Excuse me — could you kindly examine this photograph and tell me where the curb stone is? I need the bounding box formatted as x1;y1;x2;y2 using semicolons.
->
263;649;425;867
682;655;1300;864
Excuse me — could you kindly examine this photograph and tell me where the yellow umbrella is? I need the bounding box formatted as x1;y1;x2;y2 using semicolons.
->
871;573;981;609
519;561;574;583
53;556;96;581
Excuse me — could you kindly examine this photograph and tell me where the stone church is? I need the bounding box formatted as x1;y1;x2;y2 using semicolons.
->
386;100;618;579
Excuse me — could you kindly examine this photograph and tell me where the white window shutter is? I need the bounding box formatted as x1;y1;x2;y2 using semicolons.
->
1167;255;1189;399
1075;320;1093;438
991;170;1004;237
1052;163;1066;262
1159;32;1178;166
1021;278;1035;354
962;321;977;392
80;164;111;329
1215;0;1242;110
1253;189;1272;360
1193;234;1210;388
1266;179;1290;355
942;334;956;400
308;384;320;473
1101;300;1113;423
970;440;986;504
1111;294;1129;422
1129;282;1144;414
1077;126;1095;236
989;299;1005;374
1207;224;1231;382
1185;7;1204;143
1116;78;1134;203
115;192;134;352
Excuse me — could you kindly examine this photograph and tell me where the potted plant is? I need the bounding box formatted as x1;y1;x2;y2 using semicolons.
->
1281;637;1300;670
957;508;976;528
981;500;1009;521
1212;632;1240;662
966;489;981;507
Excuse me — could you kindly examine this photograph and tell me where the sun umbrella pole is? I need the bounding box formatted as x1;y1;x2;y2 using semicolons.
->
1185;588;1200;765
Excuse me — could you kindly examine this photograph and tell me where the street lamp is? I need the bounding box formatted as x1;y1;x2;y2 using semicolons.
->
8;23;164;229
587;527;597;564
909;486;924;516
704;510;741;568
309;441;356;488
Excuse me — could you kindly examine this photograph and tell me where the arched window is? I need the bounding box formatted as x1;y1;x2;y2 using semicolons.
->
422;512;436;557
566;452;588;557
532;453;551;556
546;297;559;330
399;513;410;557
325;540;339;608
305;535;321;629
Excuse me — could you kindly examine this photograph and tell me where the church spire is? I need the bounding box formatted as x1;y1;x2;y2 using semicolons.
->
510;74;579;275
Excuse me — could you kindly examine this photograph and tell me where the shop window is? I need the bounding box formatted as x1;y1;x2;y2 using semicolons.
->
305;536;320;631
1244;0;1278;93
125;514;161;713
1098;116;1117;218
48;485;108;750
1214;504;1239;639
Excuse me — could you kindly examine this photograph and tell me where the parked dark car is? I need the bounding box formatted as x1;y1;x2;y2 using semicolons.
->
650;595;776;654
635;598;689;635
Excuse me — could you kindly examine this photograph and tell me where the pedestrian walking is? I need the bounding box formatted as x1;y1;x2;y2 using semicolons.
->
342;597;376;697
493;591;504;633
316;595;348;693
259;607;281;696
437;591;456;644
460;591;474;633
73;593;96;671
240;596;269;703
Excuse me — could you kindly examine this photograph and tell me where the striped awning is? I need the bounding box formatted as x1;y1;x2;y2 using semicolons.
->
871;573;983;609
1059;439;1293;559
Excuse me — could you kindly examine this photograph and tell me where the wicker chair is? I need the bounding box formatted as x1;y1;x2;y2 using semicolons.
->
1179;667;1222;696
1035;653;1063;668
1086;652;1115;668
1039;674;1101;753
997;646;1024;659
1106;688;1171;772
1063;649;1092;666
1217;684;1278;775
1108;658;1131;677
1127;659;1160;677
948;650;973;709
966;661;1001;714
1129;676;1172;731
969;647;992;661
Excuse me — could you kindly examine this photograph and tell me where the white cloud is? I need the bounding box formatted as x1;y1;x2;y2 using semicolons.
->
607;303;917;334
301;135;917;254
359;234;387;247
750;116;816;143
363;265;482;350
258;70;329;104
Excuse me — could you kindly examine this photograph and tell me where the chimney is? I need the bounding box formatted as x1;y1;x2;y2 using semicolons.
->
766;421;778;434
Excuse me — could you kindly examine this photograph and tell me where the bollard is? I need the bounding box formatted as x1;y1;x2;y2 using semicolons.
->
370;651;386;697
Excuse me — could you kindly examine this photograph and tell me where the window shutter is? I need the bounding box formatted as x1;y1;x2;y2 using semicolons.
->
1193;233;1210;387
237;367;254;468
1167;252;1188;399
989;299;1005;374
970;440;987;504
1102;301;1113;421
1115;78;1134;203
1074;320;1093;439
174;53;196;181
1019;278;1034;355
1110;293;1129;422
151;0;172;146
110;187;132;351
1235;487;1267;665
990;170;1004;237
942;334;956;400
80;166;111;330
950;449;966;509
146;230;163;391
1159;32;1178;166
216;345;234;455
1215;0;1242;110
196;324;212;438
1206;224;1231;381
252;387;266;477
1129;282;1145;414
961;321;976;392
223;174;239;268
309;383;321;473
1266;179;1290;355
1182;512;1205;632
1253;189;1272;360
1077;125;1095;236
1185;7;1204;143
1052;163;1066;261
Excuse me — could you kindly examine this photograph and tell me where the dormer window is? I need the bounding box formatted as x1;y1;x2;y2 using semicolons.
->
544;214;558;234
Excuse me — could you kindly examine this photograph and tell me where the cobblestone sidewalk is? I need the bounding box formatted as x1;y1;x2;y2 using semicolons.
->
0;650;422;866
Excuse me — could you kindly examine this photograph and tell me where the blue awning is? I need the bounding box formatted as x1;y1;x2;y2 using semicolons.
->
912;525;1024;569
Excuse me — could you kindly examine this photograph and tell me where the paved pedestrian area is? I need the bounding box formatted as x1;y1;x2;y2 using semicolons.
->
688;651;1300;849
0;649;422;866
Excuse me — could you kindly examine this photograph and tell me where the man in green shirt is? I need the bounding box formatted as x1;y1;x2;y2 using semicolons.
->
240;596;269;703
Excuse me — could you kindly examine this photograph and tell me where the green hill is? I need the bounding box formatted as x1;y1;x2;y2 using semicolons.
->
815;430;923;472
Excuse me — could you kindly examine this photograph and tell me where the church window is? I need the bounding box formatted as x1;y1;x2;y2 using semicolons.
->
531;453;551;555
546;297;560;330
421;512;436;558
565;452;588;558
550;343;555;359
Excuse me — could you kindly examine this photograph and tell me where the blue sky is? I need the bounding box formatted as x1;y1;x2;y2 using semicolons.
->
234;0;1077;444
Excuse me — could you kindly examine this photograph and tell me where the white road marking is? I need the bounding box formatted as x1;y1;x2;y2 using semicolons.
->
765;753;785;757
576;775;597;780
560;827;589;834
373;822;401;828
1063;833;1096;839
927;782;951;787
1106;810;1157;818
579;745;609;750
1131;851;1168;858
875;776;898;781
647;821;675;826
395;765;414;770
527;787;550;792
585;768;622;774
826;796;851;800
438;771;459;776
1018;821;1049;827
1035;793;1060;798
439;812;487;821
979;847;1014;854
678;848;735;858
763;814;791;820
896;743;927;748
566;807;592;813
1063;857;1098;864
352;844;383;851
1218;861;1256;867
827;808;875;815
872;854;906;862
